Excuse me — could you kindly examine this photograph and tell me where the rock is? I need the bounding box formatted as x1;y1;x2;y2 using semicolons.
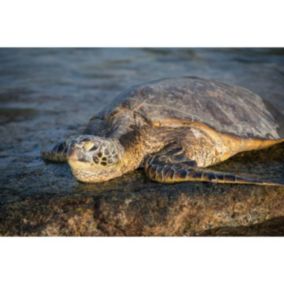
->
1;183;284;236
200;217;284;236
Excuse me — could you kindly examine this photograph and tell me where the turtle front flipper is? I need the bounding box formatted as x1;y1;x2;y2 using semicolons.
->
144;145;284;187
41;141;68;162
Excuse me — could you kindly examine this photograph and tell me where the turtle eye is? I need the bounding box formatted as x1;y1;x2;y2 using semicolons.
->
83;141;95;151
89;144;99;152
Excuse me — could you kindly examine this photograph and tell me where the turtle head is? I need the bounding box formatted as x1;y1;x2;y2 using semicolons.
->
67;135;125;183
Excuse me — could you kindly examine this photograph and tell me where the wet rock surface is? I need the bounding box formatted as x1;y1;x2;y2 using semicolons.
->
1;173;284;236
0;48;284;236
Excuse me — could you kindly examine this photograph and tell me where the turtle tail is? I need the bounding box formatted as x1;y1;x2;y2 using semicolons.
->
41;141;68;163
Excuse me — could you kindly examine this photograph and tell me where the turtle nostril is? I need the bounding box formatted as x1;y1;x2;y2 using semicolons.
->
78;154;87;162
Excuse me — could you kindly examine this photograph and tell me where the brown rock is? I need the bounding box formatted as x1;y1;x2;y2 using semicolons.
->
1;183;284;236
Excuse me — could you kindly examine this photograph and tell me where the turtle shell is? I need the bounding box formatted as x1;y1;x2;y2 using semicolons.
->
101;76;282;139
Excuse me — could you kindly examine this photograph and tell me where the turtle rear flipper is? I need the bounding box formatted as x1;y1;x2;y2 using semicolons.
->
41;141;68;163
144;145;284;187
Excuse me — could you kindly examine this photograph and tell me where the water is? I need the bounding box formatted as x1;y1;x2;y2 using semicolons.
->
1;48;284;206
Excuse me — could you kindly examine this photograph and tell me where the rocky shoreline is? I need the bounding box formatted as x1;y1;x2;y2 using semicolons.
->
1;182;284;236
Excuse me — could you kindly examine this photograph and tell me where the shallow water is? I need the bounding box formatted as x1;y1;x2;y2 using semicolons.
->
1;48;284;206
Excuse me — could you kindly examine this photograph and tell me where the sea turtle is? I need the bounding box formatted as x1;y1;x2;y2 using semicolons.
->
42;76;284;186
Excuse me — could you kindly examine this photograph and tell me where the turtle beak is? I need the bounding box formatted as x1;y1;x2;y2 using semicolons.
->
67;146;78;161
